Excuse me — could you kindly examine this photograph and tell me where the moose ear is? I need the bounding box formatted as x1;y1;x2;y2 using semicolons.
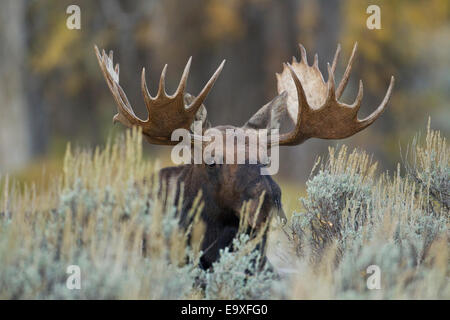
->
243;91;287;130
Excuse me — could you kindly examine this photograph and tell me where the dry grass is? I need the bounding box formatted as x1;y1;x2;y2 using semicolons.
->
0;123;448;299
0;129;205;299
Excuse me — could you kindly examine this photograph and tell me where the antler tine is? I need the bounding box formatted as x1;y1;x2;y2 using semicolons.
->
113;81;146;126
331;43;341;74
351;80;364;112
175;56;192;97
276;63;310;145
286;63;309;122
357;76;395;128
336;42;358;99
141;67;153;110
187;59;226;114
299;44;308;65
94;45;144;127
140;56;196;108
142;57;192;104
157;64;168;98
326;63;336;102
313;54;319;68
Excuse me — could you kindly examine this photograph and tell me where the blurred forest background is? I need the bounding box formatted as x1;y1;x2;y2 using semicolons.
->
0;0;449;185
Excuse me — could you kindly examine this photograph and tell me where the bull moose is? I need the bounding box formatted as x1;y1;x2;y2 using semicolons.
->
95;43;394;269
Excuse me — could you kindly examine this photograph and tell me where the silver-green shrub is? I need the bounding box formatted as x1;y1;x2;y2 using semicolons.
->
1;123;448;299
204;234;276;300
287;123;449;299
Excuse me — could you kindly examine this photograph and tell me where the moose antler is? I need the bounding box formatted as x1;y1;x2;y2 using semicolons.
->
275;43;395;145
95;46;225;145
96;43;394;149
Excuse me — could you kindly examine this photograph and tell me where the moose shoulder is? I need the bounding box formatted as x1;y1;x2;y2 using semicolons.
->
95;43;394;269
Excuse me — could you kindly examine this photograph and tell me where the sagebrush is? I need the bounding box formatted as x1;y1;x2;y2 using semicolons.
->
0;123;448;299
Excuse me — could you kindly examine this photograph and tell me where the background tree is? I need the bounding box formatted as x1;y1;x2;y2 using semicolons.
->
0;0;31;172
0;0;448;183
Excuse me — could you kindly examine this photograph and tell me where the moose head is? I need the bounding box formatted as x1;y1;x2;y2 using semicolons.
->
95;43;394;269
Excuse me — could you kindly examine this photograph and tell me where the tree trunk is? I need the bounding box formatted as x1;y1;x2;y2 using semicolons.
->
0;0;31;173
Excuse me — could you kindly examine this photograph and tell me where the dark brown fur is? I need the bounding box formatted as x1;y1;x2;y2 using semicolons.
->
159;163;283;269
